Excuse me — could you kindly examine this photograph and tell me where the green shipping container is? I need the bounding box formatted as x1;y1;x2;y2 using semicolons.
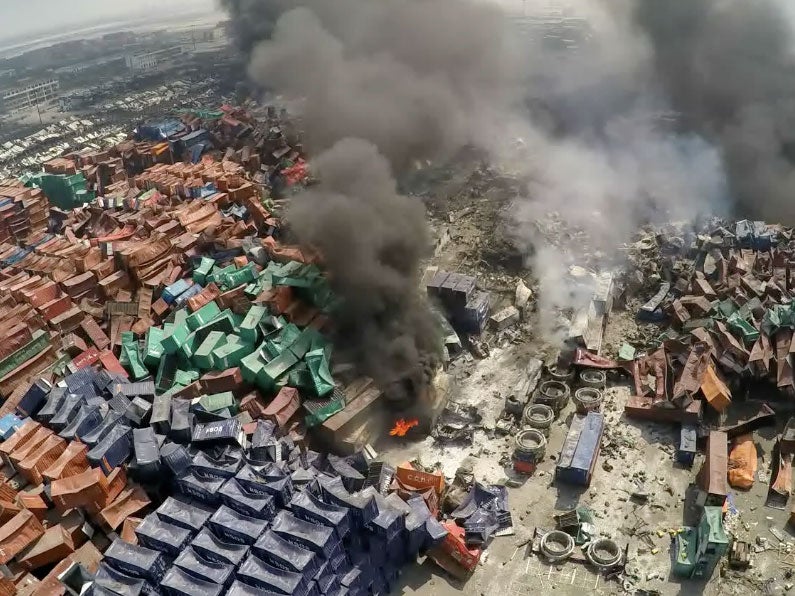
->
186;301;221;331
212;339;254;370
193;331;227;369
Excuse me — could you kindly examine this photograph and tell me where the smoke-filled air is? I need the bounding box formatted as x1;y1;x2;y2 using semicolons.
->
220;0;795;377
221;0;518;401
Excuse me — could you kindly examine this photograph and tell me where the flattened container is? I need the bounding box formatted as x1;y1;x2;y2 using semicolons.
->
173;546;235;586
219;478;276;520
87;423;133;474
270;510;338;558
160;566;223;596
103;538;167;583
94;562;155;596
176;469;225;506
0;509;44;564
207;505;269;545
237;552;311;596
235;464;293;508
155;496;213;533
134;513;191;557
191;527;249;567
252;529;321;579
291;490;351;540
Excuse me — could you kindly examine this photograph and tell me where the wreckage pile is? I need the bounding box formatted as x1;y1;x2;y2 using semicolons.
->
0;105;516;593
621;219;795;416
554;218;795;581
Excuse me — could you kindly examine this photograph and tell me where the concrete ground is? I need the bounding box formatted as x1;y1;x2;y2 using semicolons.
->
380;310;795;596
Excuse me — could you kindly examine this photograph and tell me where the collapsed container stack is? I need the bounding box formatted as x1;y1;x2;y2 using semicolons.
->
26;172;95;211
0;182;50;244
0;104;500;593
0;406;148;595
586;219;795;422
91;423;449;596
0;366;453;595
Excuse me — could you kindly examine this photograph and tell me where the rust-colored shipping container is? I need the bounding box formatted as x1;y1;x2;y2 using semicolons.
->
17;489;49;521
9;427;53;466
100;486;150;530
42;442;89;482
263;386;301;429
0;510;45;564
698;431;729;507
0;419;40;457
17;435;66;485
200;367;243;394
49;468;108;513
240;391;269;419
120;516;144;544
17;524;75;570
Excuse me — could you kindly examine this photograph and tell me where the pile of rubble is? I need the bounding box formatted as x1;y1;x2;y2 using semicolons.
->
617;219;795;416
524;217;795;584
0;104;519;594
0;413;145;595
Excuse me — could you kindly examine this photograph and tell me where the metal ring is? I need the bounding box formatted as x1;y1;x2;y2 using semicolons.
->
540;530;575;562
539;380;570;399
514;429;547;457
547;364;575;382
586;538;622;568
573;387;603;413
523;403;555;428
579;370;606;388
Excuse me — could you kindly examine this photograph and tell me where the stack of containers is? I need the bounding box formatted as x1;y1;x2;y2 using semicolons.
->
90;422;447;596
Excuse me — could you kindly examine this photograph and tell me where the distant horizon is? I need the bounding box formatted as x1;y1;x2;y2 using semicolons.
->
0;2;224;61
0;0;221;50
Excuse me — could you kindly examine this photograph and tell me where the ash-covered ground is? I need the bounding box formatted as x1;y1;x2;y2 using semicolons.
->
380;159;795;596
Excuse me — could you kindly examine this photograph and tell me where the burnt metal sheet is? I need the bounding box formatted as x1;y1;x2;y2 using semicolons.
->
673;343;711;401
573;349;618;369
624;395;702;425
767;447;793;510
719;403;775;439
106;301;140;317
698;431;728;501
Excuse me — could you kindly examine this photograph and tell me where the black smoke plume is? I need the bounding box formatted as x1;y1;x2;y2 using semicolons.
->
243;1;513;170
287;139;439;405
219;0;286;54
632;0;795;222
220;0;514;403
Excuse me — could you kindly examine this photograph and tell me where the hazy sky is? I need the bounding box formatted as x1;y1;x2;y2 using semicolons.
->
0;0;219;42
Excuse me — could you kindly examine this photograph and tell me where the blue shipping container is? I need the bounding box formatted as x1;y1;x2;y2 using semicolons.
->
677;425;698;467
162;279;193;304
555;412;605;486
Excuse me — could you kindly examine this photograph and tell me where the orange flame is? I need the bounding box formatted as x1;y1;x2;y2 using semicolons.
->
390;418;419;437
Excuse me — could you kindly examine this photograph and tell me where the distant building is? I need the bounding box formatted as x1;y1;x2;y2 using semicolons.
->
125;46;183;73
0;79;60;114
54;55;125;76
214;20;232;40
